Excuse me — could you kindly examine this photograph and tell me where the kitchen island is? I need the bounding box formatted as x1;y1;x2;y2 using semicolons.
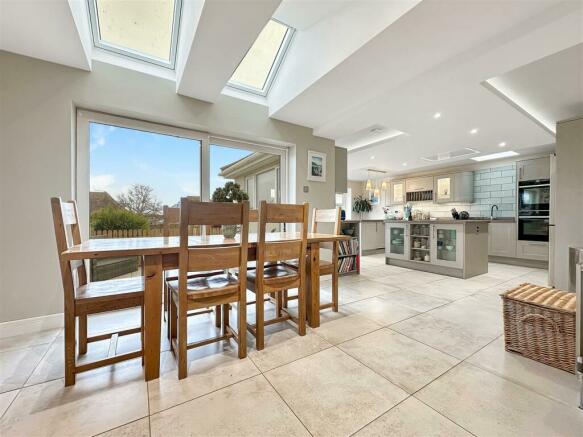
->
385;219;490;278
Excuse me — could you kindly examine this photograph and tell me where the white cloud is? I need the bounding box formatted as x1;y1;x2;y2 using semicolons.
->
90;174;115;192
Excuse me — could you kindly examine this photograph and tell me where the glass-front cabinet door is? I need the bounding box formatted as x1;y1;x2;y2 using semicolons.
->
434;175;453;203
431;224;463;269
386;223;408;260
409;223;431;263
390;180;405;205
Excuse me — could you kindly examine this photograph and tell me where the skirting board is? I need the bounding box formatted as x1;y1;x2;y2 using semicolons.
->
488;255;548;269
0;313;63;339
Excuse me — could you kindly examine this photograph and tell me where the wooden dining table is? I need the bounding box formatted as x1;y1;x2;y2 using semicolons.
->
61;232;349;381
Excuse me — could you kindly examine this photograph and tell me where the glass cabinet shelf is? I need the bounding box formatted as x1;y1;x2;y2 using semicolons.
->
410;224;431;262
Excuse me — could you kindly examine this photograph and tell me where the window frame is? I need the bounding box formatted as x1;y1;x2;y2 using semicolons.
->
226;19;295;97
76;110;288;237
87;0;183;69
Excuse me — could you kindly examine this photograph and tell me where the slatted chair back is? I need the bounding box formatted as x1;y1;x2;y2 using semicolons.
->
51;197;88;295
177;199;250;297
256;201;309;287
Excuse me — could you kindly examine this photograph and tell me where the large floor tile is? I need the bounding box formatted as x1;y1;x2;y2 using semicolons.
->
0;329;61;353
265;347;408;437
0;344;48;393
150;375;309;437
0;363;148;437
339;329;459;393
403;281;477;301
338;279;400;296
378;289;451;312
249;329;331;372
342;297;420;326
390;313;498;359
148;346;260;414
467;336;579;407
98;417;150;437
313;314;381;345
416;363;583;437
354;396;471;437
0;390;18;418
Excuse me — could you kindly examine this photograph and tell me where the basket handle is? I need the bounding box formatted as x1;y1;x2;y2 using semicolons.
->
519;314;560;333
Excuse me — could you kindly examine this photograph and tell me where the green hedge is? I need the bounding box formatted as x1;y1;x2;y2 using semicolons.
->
91;206;149;231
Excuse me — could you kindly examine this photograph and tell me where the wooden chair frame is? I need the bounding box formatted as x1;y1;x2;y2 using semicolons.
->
162;204;220;335
168;199;249;379
284;207;341;313
247;201;309;350
51;197;144;386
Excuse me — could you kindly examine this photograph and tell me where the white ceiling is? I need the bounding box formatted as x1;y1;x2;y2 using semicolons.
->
1;0;581;181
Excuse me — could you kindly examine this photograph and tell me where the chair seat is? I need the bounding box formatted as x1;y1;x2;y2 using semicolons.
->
247;265;299;292
76;277;143;302
167;273;239;300
286;259;334;274
165;269;223;280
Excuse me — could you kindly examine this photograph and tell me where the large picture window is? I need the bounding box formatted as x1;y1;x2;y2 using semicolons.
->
77;110;287;279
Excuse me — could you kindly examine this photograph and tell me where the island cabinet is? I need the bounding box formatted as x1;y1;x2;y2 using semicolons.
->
385;220;489;279
361;221;385;254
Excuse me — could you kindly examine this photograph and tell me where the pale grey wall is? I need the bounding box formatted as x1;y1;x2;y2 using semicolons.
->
0;51;336;322
554;117;583;290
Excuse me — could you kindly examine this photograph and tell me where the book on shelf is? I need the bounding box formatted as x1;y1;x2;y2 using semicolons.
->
338;256;357;273
338;238;359;256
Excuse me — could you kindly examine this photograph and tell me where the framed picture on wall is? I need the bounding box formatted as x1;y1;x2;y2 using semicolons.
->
307;150;326;182
370;192;380;205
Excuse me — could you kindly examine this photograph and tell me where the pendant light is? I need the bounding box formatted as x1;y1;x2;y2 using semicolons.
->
381;180;388;191
365;170;372;191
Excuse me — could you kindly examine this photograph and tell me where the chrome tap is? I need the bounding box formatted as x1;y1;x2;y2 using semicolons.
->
490;204;499;220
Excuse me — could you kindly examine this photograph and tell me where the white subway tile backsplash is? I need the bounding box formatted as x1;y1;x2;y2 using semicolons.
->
489;171;502;178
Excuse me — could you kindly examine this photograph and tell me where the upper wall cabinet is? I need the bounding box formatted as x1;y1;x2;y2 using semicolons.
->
390;180;405;205
434;172;474;204
517;157;550;182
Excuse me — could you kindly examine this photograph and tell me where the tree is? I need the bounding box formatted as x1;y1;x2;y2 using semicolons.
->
91;206;149;231
211;181;249;203
117;184;162;216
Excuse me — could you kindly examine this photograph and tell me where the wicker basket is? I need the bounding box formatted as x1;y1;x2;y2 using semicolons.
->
501;283;576;373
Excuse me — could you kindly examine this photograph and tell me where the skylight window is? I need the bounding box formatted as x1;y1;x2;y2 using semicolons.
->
228;19;294;96
88;0;182;68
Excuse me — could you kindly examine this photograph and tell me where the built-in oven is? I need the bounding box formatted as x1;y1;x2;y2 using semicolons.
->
518;214;549;242
518;180;550;213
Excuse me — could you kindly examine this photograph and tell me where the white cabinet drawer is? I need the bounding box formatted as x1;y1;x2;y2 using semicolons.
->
517;240;549;261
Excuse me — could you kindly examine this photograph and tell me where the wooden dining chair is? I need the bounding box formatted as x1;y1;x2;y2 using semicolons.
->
51;197;144;386
162;203;221;335
284;207;341;312
246;201;309;350
167;199;249;379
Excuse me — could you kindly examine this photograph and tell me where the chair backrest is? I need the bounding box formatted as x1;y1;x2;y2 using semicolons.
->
162;206;180;237
177;199;250;293
249;209;259;223
51;197;87;300
256;201;309;282
163;196;201;237
311;207;342;235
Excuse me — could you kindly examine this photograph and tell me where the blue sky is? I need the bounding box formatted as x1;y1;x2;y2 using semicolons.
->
90;122;251;206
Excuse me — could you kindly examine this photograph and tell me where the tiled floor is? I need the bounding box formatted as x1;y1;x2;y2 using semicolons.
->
1;256;581;436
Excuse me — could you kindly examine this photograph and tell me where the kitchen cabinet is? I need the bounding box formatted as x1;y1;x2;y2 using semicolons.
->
431;224;464;269
390;180;405;205
517;240;549;261
385;222;408;260
517;157;550;182
489;222;517;258
361;221;385;253
434;172;474;203
385;220;489;278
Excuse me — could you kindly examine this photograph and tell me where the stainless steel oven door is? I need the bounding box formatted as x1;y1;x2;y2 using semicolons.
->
518;185;550;212
518;217;549;242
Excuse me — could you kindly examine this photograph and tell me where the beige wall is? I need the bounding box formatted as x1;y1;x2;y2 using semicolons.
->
0;51;336;322
554;117;583;290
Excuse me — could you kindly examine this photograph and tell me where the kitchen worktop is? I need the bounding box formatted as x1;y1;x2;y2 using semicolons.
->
384;217;515;224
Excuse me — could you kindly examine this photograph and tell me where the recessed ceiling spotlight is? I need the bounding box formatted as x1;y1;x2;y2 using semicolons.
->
433;112;441;119
498;142;507;147
402;162;408;166
370;155;375;159
470;128;479;134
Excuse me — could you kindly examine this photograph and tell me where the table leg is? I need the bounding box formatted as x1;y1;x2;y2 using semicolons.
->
144;254;162;381
307;242;321;328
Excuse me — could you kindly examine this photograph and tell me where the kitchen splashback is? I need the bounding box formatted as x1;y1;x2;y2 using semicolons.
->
360;163;516;219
